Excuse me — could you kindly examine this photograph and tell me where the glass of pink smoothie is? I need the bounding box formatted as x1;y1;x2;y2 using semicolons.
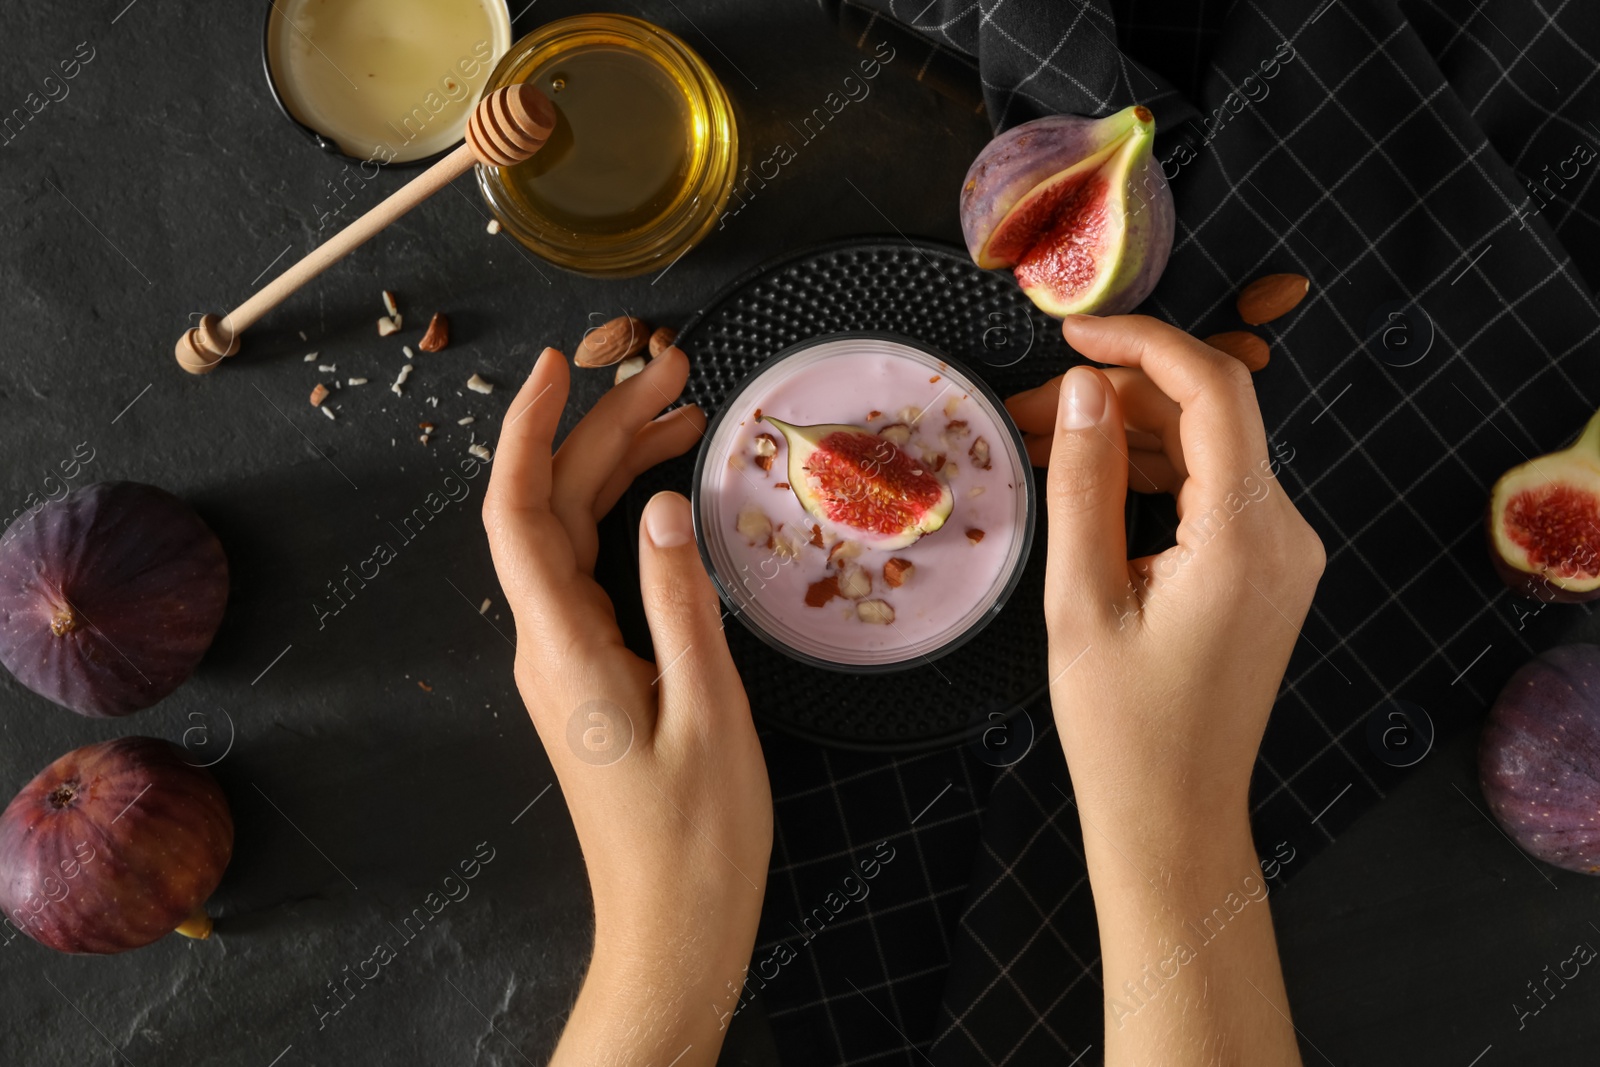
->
693;334;1035;671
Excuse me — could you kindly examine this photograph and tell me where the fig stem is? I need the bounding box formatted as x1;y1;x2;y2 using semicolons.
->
174;906;214;940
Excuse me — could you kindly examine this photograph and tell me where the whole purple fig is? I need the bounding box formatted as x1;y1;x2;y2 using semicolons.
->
1480;643;1600;874
0;737;233;954
0;482;229;717
959;105;1174;317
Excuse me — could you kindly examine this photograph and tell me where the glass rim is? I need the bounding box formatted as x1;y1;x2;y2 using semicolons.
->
691;331;1038;675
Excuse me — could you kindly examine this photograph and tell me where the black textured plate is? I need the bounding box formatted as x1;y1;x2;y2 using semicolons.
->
630;237;1079;752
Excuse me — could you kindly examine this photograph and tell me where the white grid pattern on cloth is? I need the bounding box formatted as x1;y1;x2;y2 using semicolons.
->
906;3;1600;1064
758;2;1600;1064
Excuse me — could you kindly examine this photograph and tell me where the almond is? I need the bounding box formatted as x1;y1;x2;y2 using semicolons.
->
883;558;914;588
838;562;872;599
648;326;678;358
866;410;882;421
613;355;647;385
575;316;650;368
828;540;863;565
966;528;986;545
856;599;896;625
809;524;824;549
753;433;779;473
735;504;773;546
805;576;841;608
945;419;970;439
879;423;911;446
969;436;991;470
377;316;400;337
309;383;329;407
418;312;450;352
775;481;790;490
1204;330;1270;372
1237;273;1309;325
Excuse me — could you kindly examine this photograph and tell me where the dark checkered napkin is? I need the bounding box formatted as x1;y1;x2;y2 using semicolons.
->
755;1;1600;1064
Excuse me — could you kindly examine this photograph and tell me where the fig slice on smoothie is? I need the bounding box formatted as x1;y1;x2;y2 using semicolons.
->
761;416;954;550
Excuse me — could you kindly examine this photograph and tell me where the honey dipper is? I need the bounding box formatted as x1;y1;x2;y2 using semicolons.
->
175;83;556;374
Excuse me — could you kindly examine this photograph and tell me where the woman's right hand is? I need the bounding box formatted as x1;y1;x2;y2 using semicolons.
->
1007;314;1319;1065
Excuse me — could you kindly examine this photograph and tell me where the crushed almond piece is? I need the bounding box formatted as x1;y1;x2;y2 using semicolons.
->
946;420;970;438
753;432;778;472
479;598;491;614
303;352;318;362
754;408;763;421
930;453;947;472
838;563;872;599
309;383;330;407
828;540;863;565
382;290;400;319
457;416;475;426
467;374;494;394
320;407;336;421
805;576;841;608
883;558;914;588
867;410;882;420
417;680;432;692
879;423;911;446
391;363;413;395
943;395;961;417
419;433;431;445
966;528;986;545
775;482;790;490
419;312;450;352
929;374;941;383
347;377;368;386
468;443;493;461
418;422;436;432
317;363;336;373
969;436;992;470
486;218;502;235
809;524;824;548
856;599;896;624
735;504;773;546
378;316;400;337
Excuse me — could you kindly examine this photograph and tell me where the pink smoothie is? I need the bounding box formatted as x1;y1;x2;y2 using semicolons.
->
698;337;1031;669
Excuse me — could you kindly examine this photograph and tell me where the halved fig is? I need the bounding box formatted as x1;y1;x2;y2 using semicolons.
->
959;105;1174;317
1488;410;1600;601
761;416;953;550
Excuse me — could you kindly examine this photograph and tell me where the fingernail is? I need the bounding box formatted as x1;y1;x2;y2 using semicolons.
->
644;492;693;548
535;346;559;373
1061;367;1106;430
1060;314;1095;333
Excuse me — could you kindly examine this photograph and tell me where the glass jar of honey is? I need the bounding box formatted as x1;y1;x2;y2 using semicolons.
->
475;15;739;277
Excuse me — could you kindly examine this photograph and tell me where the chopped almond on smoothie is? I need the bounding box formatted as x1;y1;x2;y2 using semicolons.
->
838;563;872;599
969;436;992;470
736;505;773;546
879;423;911;445
883;558;915;588
806;576;841;607
967;528;986;545
753;433;779;472
856;600;896;624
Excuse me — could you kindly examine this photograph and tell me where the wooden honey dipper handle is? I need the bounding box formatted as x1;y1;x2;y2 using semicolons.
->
176;83;556;374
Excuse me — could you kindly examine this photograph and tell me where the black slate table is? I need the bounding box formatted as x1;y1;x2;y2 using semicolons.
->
0;1;1595;1064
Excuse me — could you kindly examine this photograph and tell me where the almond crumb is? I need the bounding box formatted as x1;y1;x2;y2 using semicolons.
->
754;408;763;421
867;410;882;420
735;504;773;546
856;599;896;624
827;540;863;565
417;680;432;692
966;528;986;545
486;218;502;235
945;419;970;438
883;558;914;588
969;436;992;470
467;374;494;394
378;316;399;337
929;374;941;383
805;576;841;608
809;524;824;549
753;432;778;471
774;481;790;490
418;312;450;352
838;563;872;599
879;423;911;446
347;377;368;386
309;383;329;407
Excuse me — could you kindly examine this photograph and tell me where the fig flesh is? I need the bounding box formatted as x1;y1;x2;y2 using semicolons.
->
762;416;954;550
0;482;229;717
0;738;234;953
959;105;1174;317
1480;644;1600;874
1487;410;1600;601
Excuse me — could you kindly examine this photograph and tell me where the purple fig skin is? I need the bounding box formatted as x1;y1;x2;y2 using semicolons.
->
0;482;229;717
1480;644;1600;875
0;738;233;953
959;108;1175;316
960;115;1120;260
